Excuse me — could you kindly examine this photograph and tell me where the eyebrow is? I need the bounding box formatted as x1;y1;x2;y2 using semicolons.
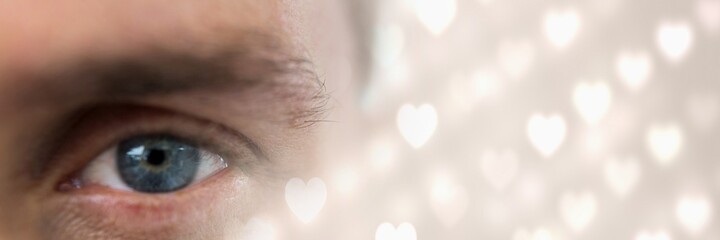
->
11;32;329;128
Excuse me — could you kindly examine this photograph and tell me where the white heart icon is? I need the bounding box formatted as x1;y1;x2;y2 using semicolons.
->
375;222;417;240
285;177;327;223
572;81;612;124
413;0;456;35
616;51;653;91
646;124;683;165
656;22;694;62
481;149;519;190
543;8;581;48
695;0;720;33
397;104;438;148
527;114;567;157
635;230;672;240
559;191;597;232
497;39;536;79
676;195;713;235
430;175;469;227
604;157;641;197
513;228;554;240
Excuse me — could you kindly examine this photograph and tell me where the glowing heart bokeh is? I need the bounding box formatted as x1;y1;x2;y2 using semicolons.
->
544;8;581;48
656;22;694;62
572;81;612;125
412;0;456;35
263;0;720;239
375;223;417;240
646;124;683;165
676;195;713;234
616;51;653;91
285;178;327;223
527;114;567;157
559;191;597;232
397;104;437;148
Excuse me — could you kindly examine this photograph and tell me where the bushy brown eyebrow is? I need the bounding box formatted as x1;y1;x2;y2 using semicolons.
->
10;31;329;128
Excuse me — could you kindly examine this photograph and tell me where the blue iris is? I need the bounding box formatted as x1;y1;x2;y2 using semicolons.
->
116;135;200;193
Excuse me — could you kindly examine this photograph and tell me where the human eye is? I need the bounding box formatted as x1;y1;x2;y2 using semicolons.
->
53;105;262;195
42;105;268;237
74;134;228;193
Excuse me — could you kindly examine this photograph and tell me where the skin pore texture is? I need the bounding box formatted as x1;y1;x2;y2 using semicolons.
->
0;0;357;239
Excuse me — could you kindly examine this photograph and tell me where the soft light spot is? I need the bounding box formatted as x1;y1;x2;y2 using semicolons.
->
397;103;438;148
646;123;683;165
543;8;581;48
676;195;713;234
497;39;536;79
413;0;456;35
559;190;598;232
572;81;612;124
616;51;653;91
527;113;567;157
656;22;694;62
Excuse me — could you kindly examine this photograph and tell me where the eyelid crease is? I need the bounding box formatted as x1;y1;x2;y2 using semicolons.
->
35;104;268;190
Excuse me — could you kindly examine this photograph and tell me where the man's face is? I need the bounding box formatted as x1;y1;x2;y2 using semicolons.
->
0;1;353;239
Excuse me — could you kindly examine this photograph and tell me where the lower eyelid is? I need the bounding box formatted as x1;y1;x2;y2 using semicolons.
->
44;169;250;235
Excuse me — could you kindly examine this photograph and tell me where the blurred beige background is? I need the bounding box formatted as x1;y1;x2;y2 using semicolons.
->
260;0;720;239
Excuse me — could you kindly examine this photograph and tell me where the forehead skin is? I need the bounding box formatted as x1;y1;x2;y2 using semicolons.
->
0;0;353;72
0;1;284;72
0;0;354;239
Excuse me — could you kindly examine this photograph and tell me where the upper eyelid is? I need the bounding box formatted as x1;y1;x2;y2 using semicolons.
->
37;104;267;188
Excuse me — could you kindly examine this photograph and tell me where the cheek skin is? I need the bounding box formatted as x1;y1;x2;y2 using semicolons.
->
39;169;260;240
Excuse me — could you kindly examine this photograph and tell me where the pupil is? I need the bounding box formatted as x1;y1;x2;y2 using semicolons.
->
146;149;166;166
